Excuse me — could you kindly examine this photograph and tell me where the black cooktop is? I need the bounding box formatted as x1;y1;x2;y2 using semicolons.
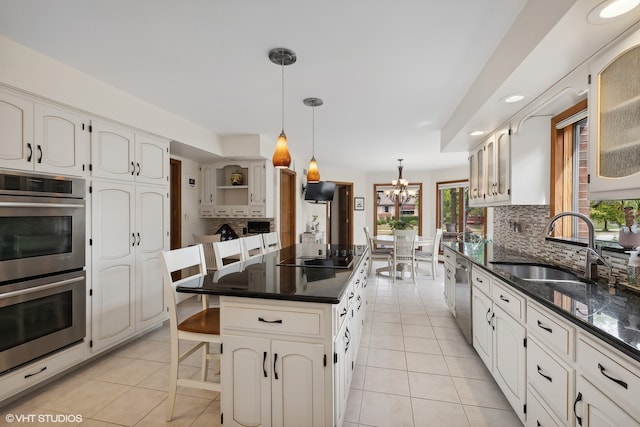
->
278;249;354;269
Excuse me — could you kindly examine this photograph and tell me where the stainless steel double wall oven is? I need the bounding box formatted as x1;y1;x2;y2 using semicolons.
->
0;170;86;374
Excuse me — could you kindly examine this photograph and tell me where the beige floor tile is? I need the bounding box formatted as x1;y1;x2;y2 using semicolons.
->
351;365;366;389
452;376;512;410
403;337;442;355
400;314;431;325
369;333;405;351
405;352;449;375
344;388;363;423
411;397;471;427
438;339;477;358
91;387;166;426
363;366;410;396
372;311;402;323
78;419;124;426
463;404;523;427
91;358;166;386
402;324;435;339
370;321;403;335
429;314;458;328
407;371;460;403
367;348;407;370
135;393;212;426
445;355;492;380
373;303;400;313
190;399;221;427
434;325;466;342
358;391;414;427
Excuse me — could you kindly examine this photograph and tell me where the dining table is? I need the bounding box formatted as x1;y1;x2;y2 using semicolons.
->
372;234;435;278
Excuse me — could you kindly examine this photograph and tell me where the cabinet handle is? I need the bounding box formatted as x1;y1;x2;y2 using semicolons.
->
490;312;495;330
536;421;541;427
23;366;47;379
485;307;492;324
136;162;141;176
573;392;583;426
132;233;136;246
131;161;135;175
537;320;552;333
37;145;43;163
598;363;628;389
537;365;552;382
273;353;278;380
357;295;362;310
476;277;483;283
26;142;33;162
263;351;268;378
499;295;510;303
258;317;282;324
136;232;141;246
345;327;351;353
340;307;348;317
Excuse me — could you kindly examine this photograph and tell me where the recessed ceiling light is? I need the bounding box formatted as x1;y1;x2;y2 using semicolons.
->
469;131;485;136
588;0;640;23
502;94;525;103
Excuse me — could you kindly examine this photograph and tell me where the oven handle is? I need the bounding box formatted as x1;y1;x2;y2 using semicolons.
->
0;202;84;209
0;276;84;301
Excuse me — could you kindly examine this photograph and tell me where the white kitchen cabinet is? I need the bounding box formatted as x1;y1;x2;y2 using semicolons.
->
443;247;456;315
90;120;168;185
526;386;562;427
471;268;526;422
588;30;640;199
468;143;485;205
90;180;169;352
485;128;510;204
575;375;639;427
0;89;89;175
199;163;215;217
250;161;266;207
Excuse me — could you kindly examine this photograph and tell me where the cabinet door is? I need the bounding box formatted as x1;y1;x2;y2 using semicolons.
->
468;144;485;205
472;287;493;370
221;335;271;427
271;339;325;427
588;36;640;197
200;163;215;208
135;185;168;330
90;120;135;182
444;261;456;314
492;305;526;421
0;90;33;171
576;375;639;427
34;103;88;176
334;322;349;427
485;135;496;201
250;161;266;206
91;181;136;352
492;129;510;203
134;134;168;185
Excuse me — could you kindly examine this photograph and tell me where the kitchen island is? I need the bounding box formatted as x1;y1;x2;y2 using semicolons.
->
177;244;369;427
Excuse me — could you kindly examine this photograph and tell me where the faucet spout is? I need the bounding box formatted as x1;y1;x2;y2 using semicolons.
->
542;211;600;280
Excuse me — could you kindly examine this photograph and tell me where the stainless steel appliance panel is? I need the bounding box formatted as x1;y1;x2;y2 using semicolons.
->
454;256;472;344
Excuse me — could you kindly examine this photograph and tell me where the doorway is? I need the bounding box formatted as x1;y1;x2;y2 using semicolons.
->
279;169;296;248
169;158;182;250
328;182;353;247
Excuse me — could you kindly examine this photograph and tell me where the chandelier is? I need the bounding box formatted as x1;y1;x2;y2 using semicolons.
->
385;159;416;206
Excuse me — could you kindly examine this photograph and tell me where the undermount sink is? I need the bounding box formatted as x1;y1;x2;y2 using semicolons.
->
490;262;581;283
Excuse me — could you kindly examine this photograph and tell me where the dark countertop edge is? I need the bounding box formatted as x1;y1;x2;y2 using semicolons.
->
175;287;340;305
448;245;640;363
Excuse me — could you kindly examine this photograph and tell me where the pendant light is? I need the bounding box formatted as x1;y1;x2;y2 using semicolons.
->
303;97;323;183
269;48;297;168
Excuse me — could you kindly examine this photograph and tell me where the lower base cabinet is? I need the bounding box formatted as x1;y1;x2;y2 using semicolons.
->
221;335;325;427
575;375;639;426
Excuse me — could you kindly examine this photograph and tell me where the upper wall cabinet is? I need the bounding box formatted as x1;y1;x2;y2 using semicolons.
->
90;120;168;185
469;118;549;207
0;88;89;176
588;30;640;199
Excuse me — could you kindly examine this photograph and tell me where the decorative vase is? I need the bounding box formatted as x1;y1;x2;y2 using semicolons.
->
230;171;243;186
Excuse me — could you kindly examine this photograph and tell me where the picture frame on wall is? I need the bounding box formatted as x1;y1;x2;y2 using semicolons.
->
354;197;365;211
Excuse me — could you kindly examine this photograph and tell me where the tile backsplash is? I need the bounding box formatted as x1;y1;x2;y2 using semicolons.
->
492;205;636;290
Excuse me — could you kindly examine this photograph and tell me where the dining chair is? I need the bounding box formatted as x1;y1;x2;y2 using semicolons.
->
160;244;221;421
388;229;417;283
262;231;281;252
193;233;221;271
414;228;443;278
241;234;266;259
363;226;392;275
212;238;245;268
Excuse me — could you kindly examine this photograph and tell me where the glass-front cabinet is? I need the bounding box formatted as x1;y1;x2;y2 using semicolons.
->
589;32;640;198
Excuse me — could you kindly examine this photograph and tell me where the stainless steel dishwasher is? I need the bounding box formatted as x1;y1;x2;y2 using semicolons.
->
454;255;473;344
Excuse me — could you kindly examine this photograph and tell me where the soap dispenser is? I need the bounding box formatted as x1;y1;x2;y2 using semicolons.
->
627;249;640;287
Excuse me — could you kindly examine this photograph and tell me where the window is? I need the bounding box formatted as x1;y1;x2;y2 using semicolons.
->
373;183;422;237
436;180;486;251
550;101;640;246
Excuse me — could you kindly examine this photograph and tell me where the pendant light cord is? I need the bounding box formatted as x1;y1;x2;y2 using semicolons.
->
281;58;285;132
312;106;315;157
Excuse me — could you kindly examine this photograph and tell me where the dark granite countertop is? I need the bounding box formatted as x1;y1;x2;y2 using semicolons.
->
444;241;640;362
176;244;368;304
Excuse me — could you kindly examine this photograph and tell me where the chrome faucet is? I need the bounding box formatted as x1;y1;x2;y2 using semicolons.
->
542;211;612;281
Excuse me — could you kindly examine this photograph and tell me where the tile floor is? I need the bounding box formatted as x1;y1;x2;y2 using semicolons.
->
1;261;521;426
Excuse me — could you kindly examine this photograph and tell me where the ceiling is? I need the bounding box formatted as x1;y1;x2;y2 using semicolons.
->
1;0;639;174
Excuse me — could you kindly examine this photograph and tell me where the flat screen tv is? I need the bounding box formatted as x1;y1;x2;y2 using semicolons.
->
304;181;336;203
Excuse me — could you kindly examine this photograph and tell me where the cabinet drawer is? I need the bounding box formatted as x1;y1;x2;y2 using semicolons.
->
491;279;525;321
471;268;491;296
199;206;214;217
527;302;573;358
576;334;640;418
526;386;561;427
527;337;573;424
230;207;249;217
223;304;323;337
248;206;265;217
213;207;230;216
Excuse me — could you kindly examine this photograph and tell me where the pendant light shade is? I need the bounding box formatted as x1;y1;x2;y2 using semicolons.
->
303;97;323;183
269;48;296;168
